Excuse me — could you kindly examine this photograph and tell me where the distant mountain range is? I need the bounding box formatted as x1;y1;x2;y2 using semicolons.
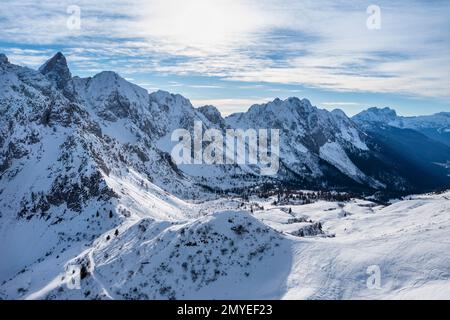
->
1;52;449;207
353;107;450;146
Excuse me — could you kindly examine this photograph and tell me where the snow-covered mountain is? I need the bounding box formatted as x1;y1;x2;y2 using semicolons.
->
0;52;264;290
353;107;450;147
3;53;448;199
225;98;382;189
353;107;450;131
1;53;450;300
0;52;205;284
223;98;450;193
352;107;450;192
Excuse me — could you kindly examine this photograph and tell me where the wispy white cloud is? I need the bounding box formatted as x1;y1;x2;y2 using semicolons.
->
1;0;449;102
187;85;224;89
322;102;362;106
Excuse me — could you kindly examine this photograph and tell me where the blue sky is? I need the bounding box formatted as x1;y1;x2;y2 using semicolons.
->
1;0;449;116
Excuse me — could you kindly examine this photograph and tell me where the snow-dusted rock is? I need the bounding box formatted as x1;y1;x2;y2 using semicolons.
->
0;53;8;64
39;52;72;90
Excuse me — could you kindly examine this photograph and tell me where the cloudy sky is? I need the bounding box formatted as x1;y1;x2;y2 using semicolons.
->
1;0;449;116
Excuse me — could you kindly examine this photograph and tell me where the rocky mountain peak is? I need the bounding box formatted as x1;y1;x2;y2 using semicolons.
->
353;107;398;124
197;105;225;126
285;97;313;109
92;70;121;82
0;53;8;64
149;90;196;116
39;52;72;89
331;109;348;118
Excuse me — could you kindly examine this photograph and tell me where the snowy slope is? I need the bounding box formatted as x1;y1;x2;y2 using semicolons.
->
2;190;449;300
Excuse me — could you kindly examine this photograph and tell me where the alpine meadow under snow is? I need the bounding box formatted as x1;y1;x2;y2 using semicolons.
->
0;53;449;300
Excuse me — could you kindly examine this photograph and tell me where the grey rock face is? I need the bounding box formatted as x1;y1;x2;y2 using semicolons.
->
39;52;72;89
0;53;8;64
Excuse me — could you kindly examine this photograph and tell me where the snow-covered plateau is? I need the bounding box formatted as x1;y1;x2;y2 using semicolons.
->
1;53;449;300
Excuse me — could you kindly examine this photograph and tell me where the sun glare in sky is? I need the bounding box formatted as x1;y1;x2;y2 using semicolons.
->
140;0;262;51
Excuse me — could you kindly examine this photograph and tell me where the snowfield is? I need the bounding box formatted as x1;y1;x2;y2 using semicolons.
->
1;190;449;300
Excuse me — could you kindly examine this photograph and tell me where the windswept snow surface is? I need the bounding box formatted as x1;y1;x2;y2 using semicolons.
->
1;190;449;300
